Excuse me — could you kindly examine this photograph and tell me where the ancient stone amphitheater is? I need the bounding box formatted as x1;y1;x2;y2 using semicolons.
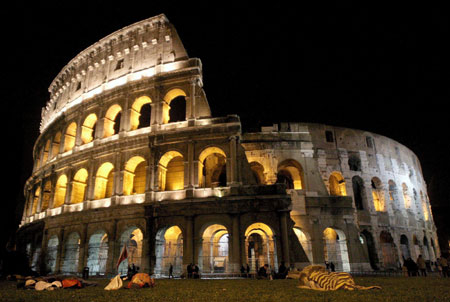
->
16;14;439;277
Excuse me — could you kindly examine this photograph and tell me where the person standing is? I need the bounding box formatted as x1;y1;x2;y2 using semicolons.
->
417;255;427;276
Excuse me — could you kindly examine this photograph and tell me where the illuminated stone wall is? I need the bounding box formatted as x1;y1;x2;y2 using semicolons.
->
17;15;439;277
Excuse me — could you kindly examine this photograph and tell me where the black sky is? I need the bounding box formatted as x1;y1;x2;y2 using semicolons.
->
2;2;449;252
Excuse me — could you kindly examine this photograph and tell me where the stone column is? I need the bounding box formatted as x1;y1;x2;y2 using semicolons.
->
231;214;241;272
55;229;65;274
184;216;194;268
279;211;290;267
229;136;238;185
106;220;118;275
77;223;89;274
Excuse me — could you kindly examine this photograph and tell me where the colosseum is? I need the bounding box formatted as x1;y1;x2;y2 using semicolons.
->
16;14;440;277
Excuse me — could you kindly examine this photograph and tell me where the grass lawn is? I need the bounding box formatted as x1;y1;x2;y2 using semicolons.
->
1;276;449;302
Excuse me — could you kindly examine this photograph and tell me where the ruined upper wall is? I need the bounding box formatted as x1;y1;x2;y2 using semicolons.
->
40;14;191;133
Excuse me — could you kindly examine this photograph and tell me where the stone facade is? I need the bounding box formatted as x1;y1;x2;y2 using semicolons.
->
16;14;439;277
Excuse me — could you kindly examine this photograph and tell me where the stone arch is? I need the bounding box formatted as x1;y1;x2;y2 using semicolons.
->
163;88;187;124
371;177;385;212
51;132;61;159
63;122;77;152
154;226;183;277
32;186;41;215
293;227;313;262
329;171;346;196
123;156;147;195
46;235;59;274
61;232;80;274
245;223;278;273
42;139;51;164
323;227;350;272
352;176;366;210
87;230;109;275
94;162;114;199
70;168;88;204
130;96;152;130
158;151;184;191
118;226;143;274
198;147;227;188
41;180;52;212
53;175;68;208
276;159;304;190
199;224;230;273
379;231;397;269
413;234;421;258
402;183;411;209
400;234;411;260
388;180;399;211
103;104;122;137
81;113;98;144
420;191;430;221
250;161;265;185
360;230;379;270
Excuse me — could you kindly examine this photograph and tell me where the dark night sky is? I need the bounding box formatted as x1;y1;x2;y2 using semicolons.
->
2;2;449;253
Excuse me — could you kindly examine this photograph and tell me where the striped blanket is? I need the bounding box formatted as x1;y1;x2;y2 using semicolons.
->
297;265;381;291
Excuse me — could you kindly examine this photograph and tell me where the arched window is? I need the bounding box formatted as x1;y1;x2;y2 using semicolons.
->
371;177;385;212
51;132;61;159
348;154;361;171
163;89;187;124
61;232;80;274
32;186;41;215
130;96;152;130
352;176;365;210
42;140;51;164
198;147;227;188
329;172;346;196
323;227;350;272
402;183;411;209
94;163;114;199
118;227;143;275
199;224;229;273
46;236;59;274
250;162;265;185
81;114;97;144
87;230;109;275
245;223;278;273
71;168;88;204
63;122;77;152
103;105;122;137
53;175;68;208
123;156;147;195
276;159;303;190
158;151;184;191
388;180;399;211
41;181;52;212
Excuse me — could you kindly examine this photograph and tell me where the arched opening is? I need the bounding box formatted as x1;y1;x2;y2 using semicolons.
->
87;230;109;276
360;230;379;270
276;159;303;190
199;147;227;188
402;183;411;209
323;227;350;272
130;96;152;130
118;227;143;275
81;113;97;144
94;162;114;200
420;192;430;221
413;235;421;259
63;122;77;152
155;226;183;277
61;232;80;274
42;140;51;164
103;104;122;137
123;156;147;195
400;234;411;260
158;151;184;191
41;180;52;212
293;227;313;262
250;162;265;184
380;231;397;269
46;236;59;274
51;132;61;159
348;154;361;171
32;186;40;215
371;177;385;212
352;176;365;210
329;172;346;196
70;168;88;204
388;180;399;211
163;89;187;124
53;175;67;208
422;236;431;264
199;224;229;273
245;223;278;273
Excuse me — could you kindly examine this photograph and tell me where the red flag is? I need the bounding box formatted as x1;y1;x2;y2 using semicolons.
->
116;244;128;270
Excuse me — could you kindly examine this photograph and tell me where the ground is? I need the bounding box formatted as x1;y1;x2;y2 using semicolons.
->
1;277;449;302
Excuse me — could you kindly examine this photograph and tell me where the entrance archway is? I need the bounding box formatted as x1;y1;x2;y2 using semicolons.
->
155;226;183;277
380;231;397;269
400;235;411;260
323;227;350;272
199;224;229;273
118;227;143;274
87;230;109;275
61;232;80;274
293;227;313;262
46;236;59;274
245;223;278;273
360;230;379;270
